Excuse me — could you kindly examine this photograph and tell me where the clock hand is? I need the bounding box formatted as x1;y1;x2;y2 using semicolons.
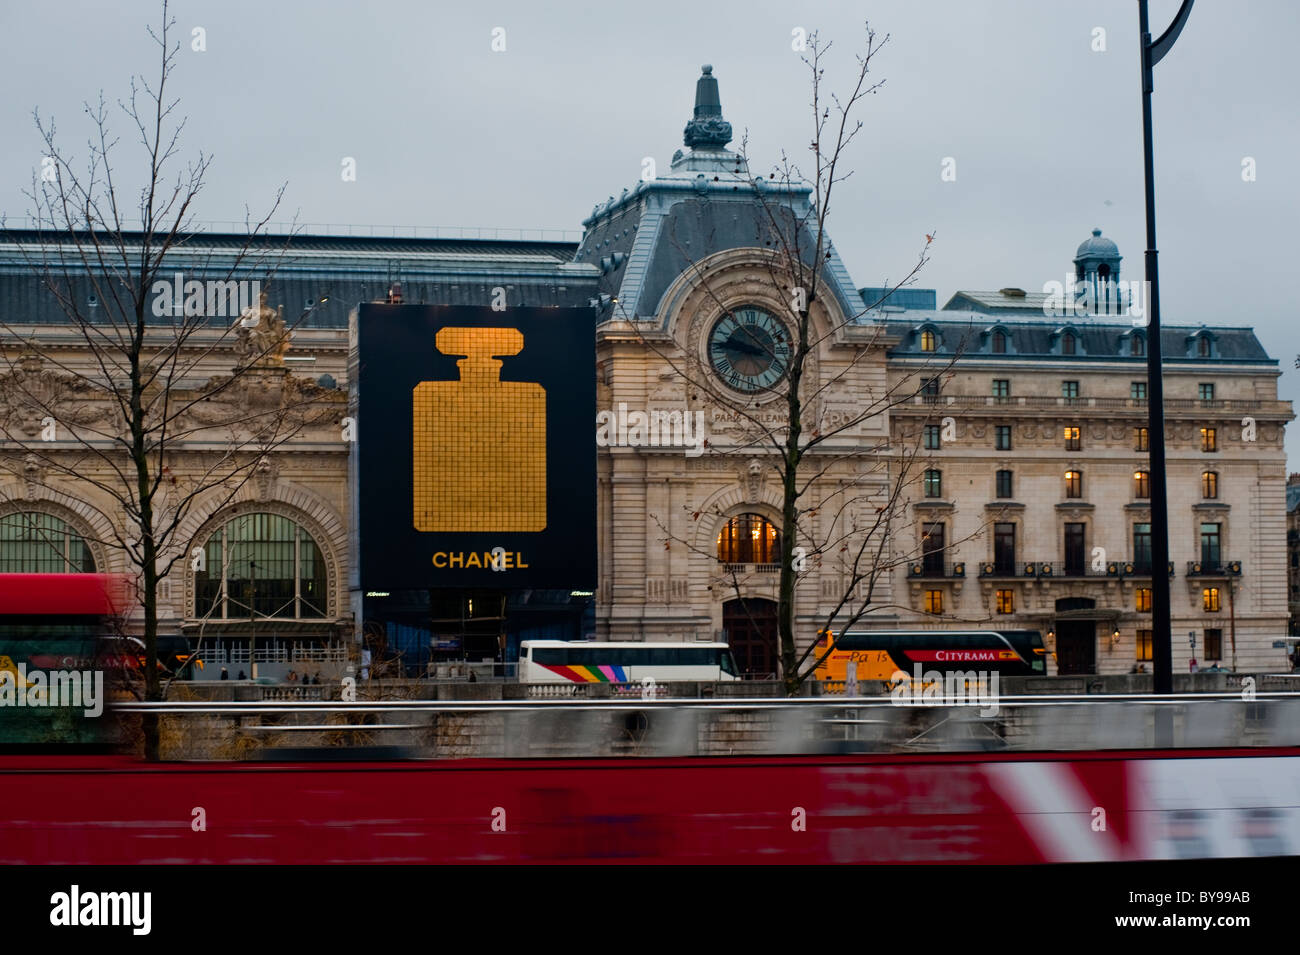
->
721;337;770;357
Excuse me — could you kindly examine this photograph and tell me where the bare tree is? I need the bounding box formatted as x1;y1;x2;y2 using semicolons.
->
0;1;339;758
618;25;990;692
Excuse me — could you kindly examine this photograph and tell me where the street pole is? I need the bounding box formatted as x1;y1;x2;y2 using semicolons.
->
1138;0;1194;705
249;559;257;681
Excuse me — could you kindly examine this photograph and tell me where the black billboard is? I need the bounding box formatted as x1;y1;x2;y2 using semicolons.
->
354;305;595;589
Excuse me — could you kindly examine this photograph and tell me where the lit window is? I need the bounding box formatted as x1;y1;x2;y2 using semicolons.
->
1136;629;1153;661
923;469;943;498
194;512;327;619
716;513;781;564
1065;470;1082;498
1064;426;1081;451
920;329;936;352
1134;470;1150;499
924;589;943;615
1202;587;1221;612
1202;471;1218;499
995;589;1014;614
1136;587;1152;613
1135;427;1149;452
1201;427;1217;452
1130;382;1147;400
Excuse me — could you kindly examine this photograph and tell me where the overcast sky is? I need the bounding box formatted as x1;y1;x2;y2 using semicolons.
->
3;0;1297;466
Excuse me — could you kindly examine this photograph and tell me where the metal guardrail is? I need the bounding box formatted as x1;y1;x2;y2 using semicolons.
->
113;690;1300;714
111;692;1300;760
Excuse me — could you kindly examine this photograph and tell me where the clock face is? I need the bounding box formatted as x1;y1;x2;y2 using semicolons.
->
708;307;791;393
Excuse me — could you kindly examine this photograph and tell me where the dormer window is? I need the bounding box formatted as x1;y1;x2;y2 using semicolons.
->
920;329;937;352
1130;333;1145;357
1198;335;1212;357
991;329;1007;354
1062;332;1077;355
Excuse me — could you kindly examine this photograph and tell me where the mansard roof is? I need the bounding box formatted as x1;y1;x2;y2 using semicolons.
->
576;65;866;326
882;315;1276;364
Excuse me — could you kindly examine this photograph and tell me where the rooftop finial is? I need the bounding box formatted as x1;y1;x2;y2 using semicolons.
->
684;64;732;149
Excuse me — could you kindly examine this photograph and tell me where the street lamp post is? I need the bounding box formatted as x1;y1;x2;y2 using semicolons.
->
1138;0;1194;707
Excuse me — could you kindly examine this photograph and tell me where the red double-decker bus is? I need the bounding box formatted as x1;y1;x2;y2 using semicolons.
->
0;573;133;746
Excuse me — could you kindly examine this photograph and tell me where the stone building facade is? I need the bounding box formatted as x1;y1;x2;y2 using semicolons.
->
0;65;1292;679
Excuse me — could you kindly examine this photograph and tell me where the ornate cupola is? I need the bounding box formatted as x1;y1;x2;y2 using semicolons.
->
1073;228;1124;315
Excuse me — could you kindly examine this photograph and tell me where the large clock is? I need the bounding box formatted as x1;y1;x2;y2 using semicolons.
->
707;306;791;393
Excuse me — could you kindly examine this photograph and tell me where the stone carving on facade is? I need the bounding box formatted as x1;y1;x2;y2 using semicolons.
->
253;455;279;501
234;290;291;367
22;454;43;499
742;458;765;504
0;350;86;439
647;367;686;405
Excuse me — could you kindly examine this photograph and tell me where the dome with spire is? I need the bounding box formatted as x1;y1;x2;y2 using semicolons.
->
573;63;868;327
1075;228;1120;261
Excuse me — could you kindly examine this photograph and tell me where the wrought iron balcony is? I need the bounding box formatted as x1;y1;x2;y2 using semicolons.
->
978;560;1176;579
907;561;965;579
1186;559;1242;577
1106;561;1177;578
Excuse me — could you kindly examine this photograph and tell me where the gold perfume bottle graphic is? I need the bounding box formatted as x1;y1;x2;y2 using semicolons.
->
413;326;547;532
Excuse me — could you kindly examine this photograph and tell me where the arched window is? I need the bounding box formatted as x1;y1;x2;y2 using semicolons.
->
920;329;937;352
1130;334;1145;357
0;512;95;573
194;512;327;619
717;513;780;564
1197;335;1212;357
991;330;1007;354
1062;332;1077;355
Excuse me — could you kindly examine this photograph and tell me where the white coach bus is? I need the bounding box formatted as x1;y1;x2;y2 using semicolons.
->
518;640;740;684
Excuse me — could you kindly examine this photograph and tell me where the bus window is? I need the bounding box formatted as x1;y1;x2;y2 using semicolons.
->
719;650;738;677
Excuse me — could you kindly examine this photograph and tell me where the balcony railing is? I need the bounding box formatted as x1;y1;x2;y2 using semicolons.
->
907;560;966;579
977;560;1176;579
904;394;1285;414
1186;559;1242;577
720;562;781;575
